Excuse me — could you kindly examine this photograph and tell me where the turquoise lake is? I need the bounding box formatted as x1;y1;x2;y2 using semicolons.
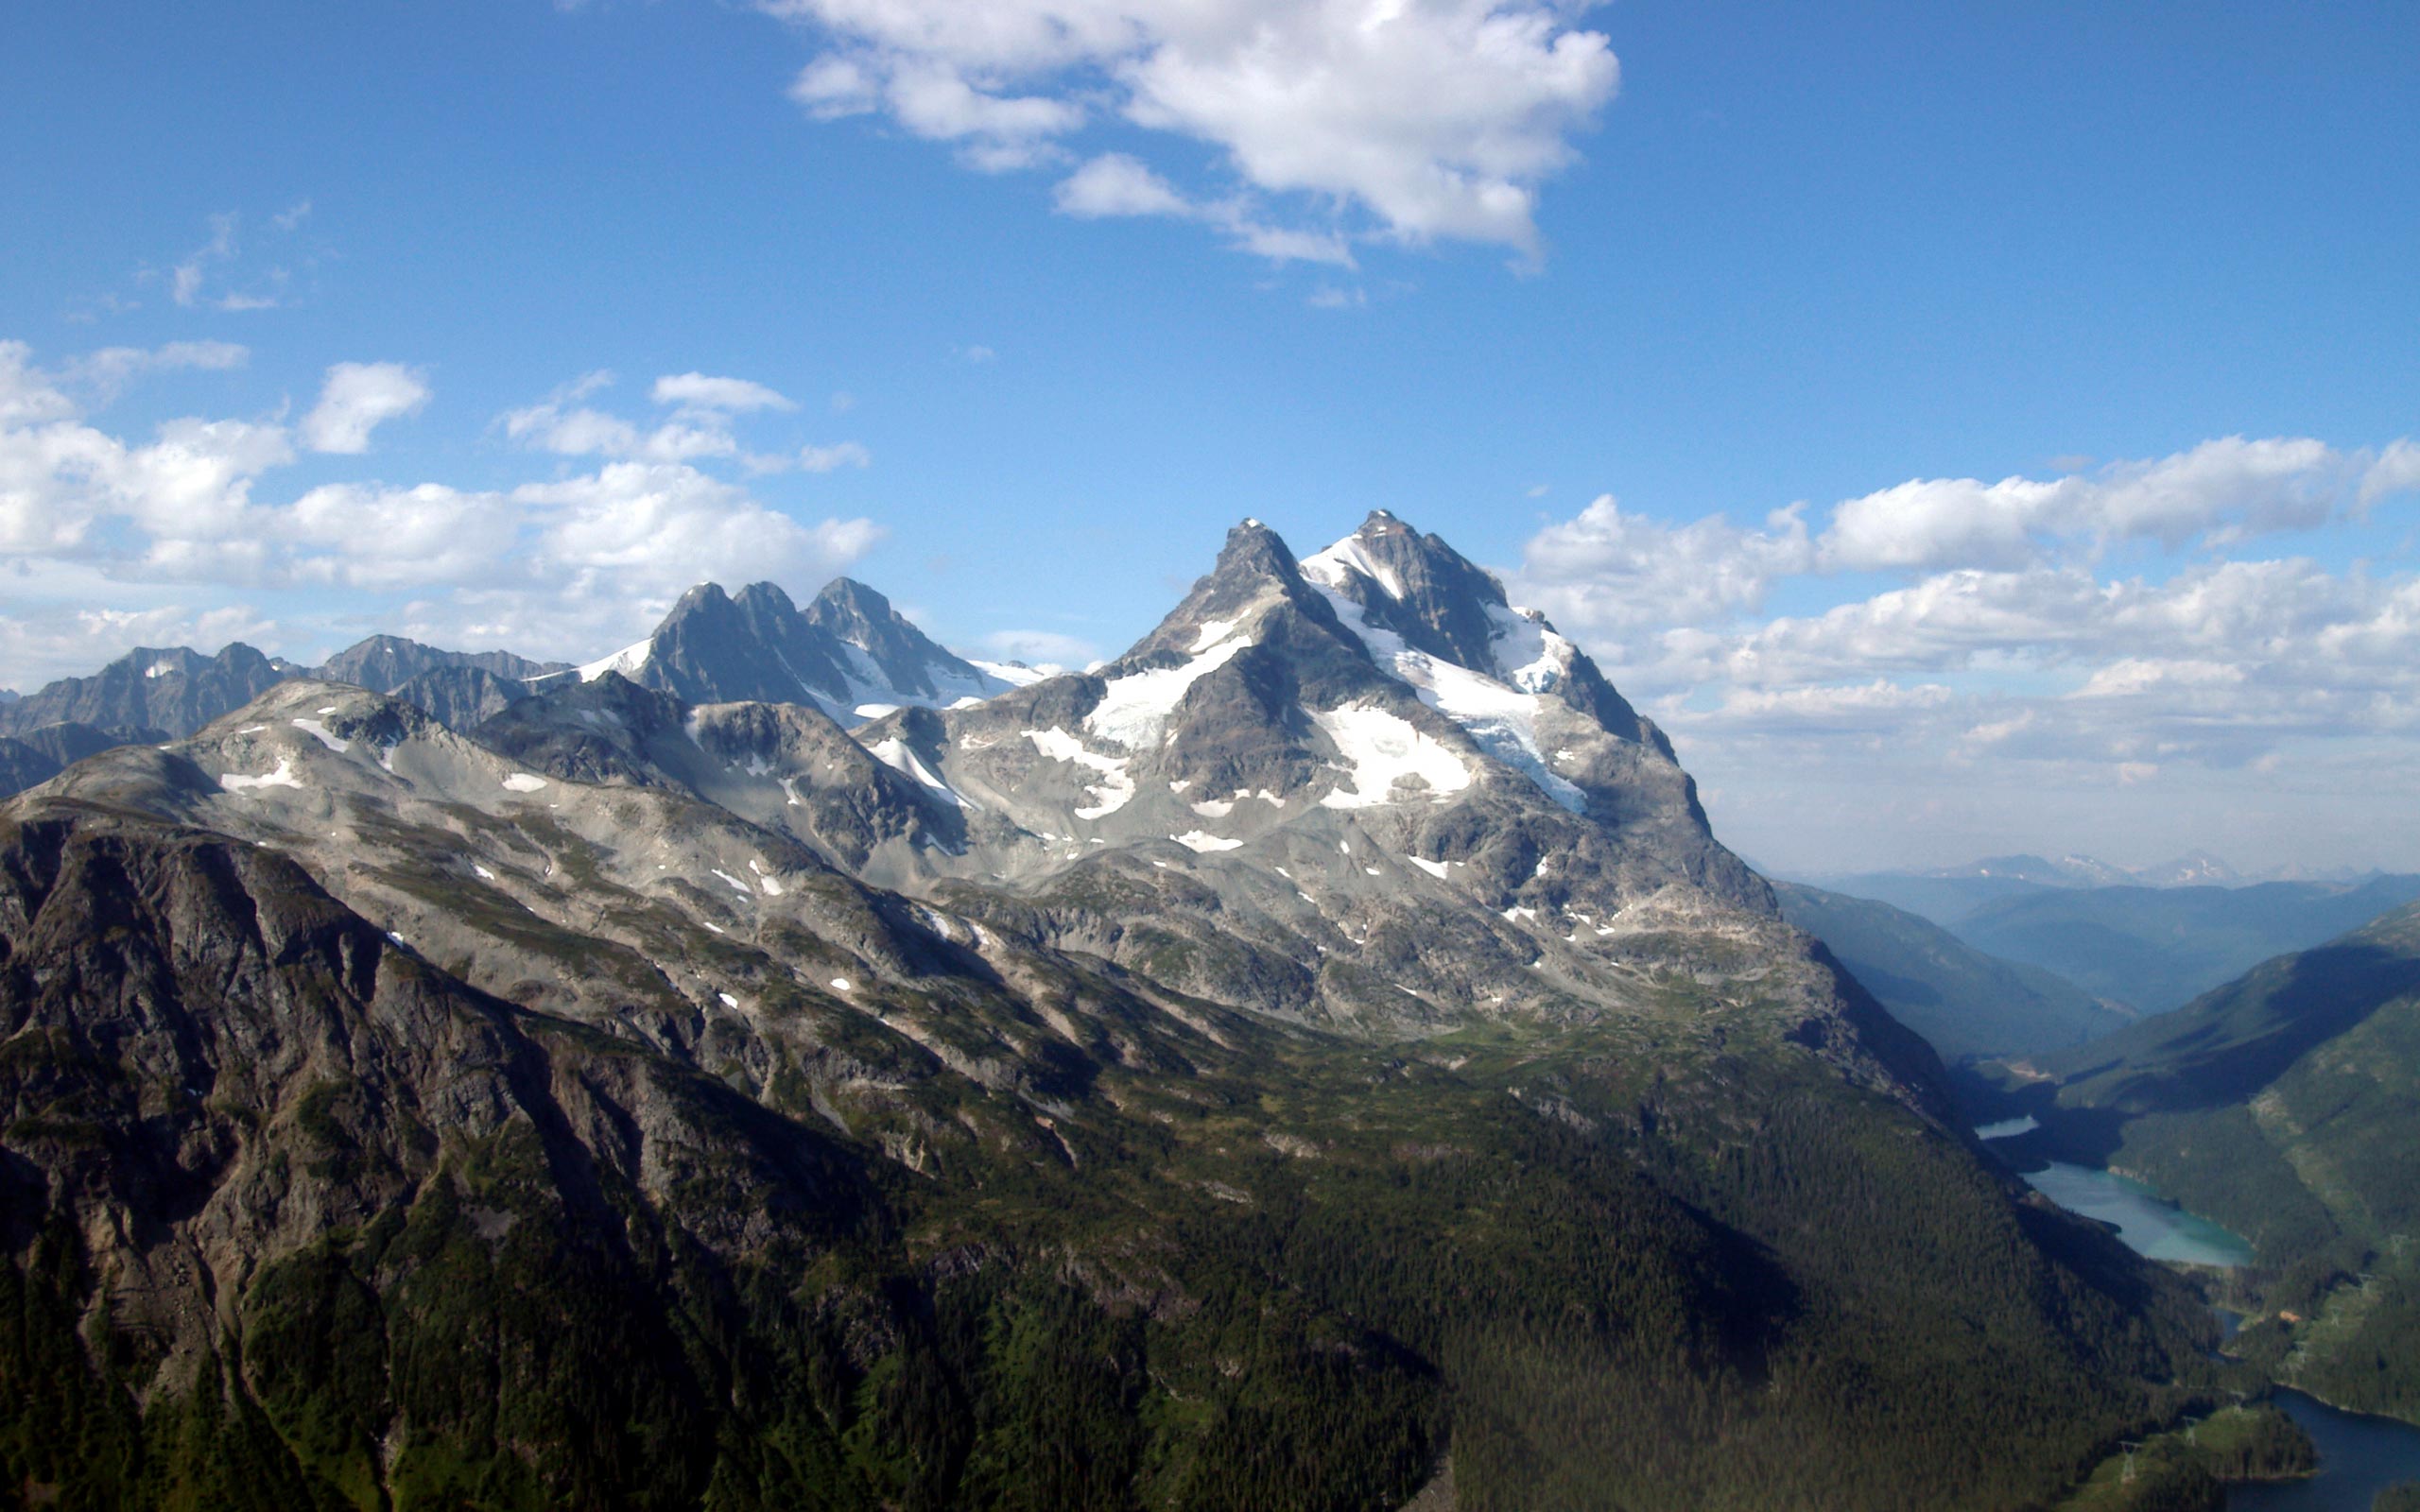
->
2018;1160;2257;1268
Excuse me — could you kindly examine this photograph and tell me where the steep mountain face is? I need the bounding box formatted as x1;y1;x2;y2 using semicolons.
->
474;669;953;874
314;633;566;692
564;577;1037;726
0;517;2234;1509
2002;902;2420;1422
384;662;537;730
0;721;169;799
0;643;302;739
1774;881;2126;1060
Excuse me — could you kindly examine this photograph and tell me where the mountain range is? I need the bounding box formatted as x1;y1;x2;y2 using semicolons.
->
0;513;2235;1508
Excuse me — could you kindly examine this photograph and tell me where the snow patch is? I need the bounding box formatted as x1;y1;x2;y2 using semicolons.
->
829;976;854;992
219;757;303;793
1408;857;1450;880
473;863;496;880
711;869;753;896
869;737;972;808
1022;727;1135;818
1083;633;1253;748
1172;831;1244;852
237;724;266;734
1301;532;1404;599
501;772;549;793
718;992;739;1008
1188;798;1235;817
1302;570;1588;814
855;702;901;720
1311;704;1472;809
290;718;349;752
579;638;652;682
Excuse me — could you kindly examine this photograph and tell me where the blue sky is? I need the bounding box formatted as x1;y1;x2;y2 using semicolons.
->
3;0;2416;873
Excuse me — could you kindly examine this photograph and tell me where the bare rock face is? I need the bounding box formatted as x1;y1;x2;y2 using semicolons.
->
0;644;302;740
315;633;567;694
564;576;1033;726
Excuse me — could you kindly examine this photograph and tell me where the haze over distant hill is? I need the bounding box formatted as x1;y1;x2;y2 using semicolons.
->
1996;900;2420;1422
1773;881;2126;1061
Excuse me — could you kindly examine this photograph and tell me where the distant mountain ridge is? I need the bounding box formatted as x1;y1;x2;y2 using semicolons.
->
1773;881;2127;1061
0;579;1027;793
559;576;1041;726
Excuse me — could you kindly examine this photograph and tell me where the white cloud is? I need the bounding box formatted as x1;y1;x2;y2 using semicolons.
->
1511;435;2420;870
0;601;281;688
285;482;521;591
513;461;884;603
767;0;1620;257
2362;438;2420;509
1512;492;1815;637
66;341;250;401
157;211;301;313
1055;152;1192;217
1817;437;2368;573
651;371;798;413
797;440;872;472
0;341;886;673
302;362;430;454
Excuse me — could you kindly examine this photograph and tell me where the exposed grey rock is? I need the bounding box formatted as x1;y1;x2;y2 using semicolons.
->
387;662;539;730
0;643;301;738
315;632;567;691
548;576;1034;726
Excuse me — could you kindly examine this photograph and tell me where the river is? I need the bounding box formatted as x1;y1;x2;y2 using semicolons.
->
1978;1128;2420;1507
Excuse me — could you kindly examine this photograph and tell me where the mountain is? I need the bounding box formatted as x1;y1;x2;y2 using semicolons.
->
0;516;2231;1508
0;643;302;739
1951;875;2420;1014
559;576;1039;726
2132;850;2244;887
1773;881;2127;1060
385;662;541;730
2001;901;2420;1422
0;721;170;799
314;632;567;691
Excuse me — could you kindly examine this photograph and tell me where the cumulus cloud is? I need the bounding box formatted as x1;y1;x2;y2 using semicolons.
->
765;0;1620;257
1818;437;2378;573
502;371;845;468
302;362;430;454
1511;434;2420;869
0;600;281;688
0;340;885;679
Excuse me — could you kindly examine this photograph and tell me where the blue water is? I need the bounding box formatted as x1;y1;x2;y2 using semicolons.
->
1974;1115;2040;1140
2020;1164;2420;1507
2021;1160;2257;1267
2224;1388;2420;1510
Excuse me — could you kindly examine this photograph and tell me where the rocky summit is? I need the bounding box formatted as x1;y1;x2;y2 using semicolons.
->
0;515;2224;1510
